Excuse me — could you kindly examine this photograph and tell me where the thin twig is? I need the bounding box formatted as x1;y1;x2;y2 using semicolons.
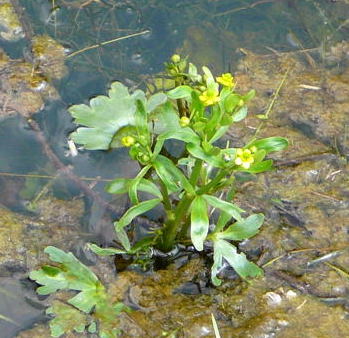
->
66;30;150;58
0;172;113;182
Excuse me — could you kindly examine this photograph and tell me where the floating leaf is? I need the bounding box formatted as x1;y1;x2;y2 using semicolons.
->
69;82;145;150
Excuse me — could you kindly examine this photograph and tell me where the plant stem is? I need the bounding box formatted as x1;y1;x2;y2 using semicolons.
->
197;169;227;195
158;194;194;252
189;159;203;186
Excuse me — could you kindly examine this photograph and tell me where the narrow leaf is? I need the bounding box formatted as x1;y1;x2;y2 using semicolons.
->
114;198;161;231
203;195;244;221
191;196;209;251
220;214;264;240
248;137;288;153
187;143;225;168
88;244;126;256
153;155;194;194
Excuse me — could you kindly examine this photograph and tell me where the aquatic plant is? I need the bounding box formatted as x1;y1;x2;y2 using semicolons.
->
30;246;129;337
31;55;287;337
67;55;288;285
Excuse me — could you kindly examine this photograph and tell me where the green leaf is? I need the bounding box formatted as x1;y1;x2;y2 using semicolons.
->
243;89;255;101
232;106;248;122
146;92;167;112
240;160;273;173
248;137;288;153
153;128;201;156
115;227;131;251
88;243;126;256
137;179;162;198
95;301;130;338
153;155;194;194
106;176;161;199
224;94;240;113
114;198;162;231
150;101;180;134
46;301;88;337
105;178;129;194
220;214;264;240
188;63;202;82
190;196;209;251
209;126;229;144
135;99;150;143
29;246;104;313
69;82;142;150
202;195;244;222
167;85;193;99
129;165;152;204
211;239;263;286
187;143;225;168
202;66;217;90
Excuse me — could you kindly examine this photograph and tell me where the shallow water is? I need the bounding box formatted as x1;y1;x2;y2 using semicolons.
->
1;0;349;337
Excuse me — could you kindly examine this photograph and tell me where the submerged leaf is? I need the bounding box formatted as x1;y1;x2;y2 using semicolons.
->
46;301;88;337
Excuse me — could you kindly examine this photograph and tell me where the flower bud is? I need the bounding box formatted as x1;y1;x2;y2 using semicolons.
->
121;136;135;147
171;54;181;63
179;116;190;127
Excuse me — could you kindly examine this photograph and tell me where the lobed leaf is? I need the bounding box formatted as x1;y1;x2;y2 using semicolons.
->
69;82;143;150
29;246;104;313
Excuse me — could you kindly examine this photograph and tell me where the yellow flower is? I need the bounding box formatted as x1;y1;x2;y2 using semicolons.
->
216;73;234;88
199;89;220;106
235;148;255;169
121;136;135;147
179;116;190;127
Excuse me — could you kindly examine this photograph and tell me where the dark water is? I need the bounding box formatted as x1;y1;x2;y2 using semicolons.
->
0;0;348;336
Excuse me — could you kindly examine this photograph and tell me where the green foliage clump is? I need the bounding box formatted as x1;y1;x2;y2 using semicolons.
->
67;55;288;285
30;246;129;337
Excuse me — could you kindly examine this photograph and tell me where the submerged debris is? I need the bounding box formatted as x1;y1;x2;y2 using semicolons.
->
31;35;68;80
0;0;24;41
0;48;59;118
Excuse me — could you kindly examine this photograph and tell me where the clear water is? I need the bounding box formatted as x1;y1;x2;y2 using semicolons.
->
0;0;348;336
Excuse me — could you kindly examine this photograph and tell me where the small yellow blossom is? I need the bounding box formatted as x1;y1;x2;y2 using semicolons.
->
121;136;135;147
235;148;255;169
180;116;190;127
199;89;220;106
216;73;234;88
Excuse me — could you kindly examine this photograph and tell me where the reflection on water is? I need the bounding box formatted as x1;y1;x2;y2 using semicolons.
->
1;0;349;336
